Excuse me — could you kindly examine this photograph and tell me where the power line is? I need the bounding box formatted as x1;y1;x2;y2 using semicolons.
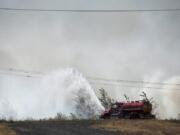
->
0;67;43;78
1;7;180;13
0;72;40;78
0;67;43;75
90;82;180;91
87;77;180;86
0;67;180;88
0;70;179;91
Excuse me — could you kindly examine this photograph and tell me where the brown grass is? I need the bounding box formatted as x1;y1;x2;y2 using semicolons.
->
0;124;16;135
92;120;180;135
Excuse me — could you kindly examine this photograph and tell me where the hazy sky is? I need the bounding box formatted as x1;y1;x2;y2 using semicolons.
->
0;0;180;80
0;0;180;118
1;0;180;9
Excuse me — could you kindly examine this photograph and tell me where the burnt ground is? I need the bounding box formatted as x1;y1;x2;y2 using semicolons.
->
8;120;119;135
5;119;180;135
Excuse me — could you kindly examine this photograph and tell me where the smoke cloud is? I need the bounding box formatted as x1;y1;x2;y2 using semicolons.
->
0;68;104;120
0;0;180;119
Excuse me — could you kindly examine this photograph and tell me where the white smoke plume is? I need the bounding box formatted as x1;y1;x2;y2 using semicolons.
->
106;72;180;119
142;75;180;119
0;1;180;119
0;68;104;120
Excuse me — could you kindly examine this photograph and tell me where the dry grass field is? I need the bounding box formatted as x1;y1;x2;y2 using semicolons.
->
0;124;16;135
0;120;179;135
92;120;180;135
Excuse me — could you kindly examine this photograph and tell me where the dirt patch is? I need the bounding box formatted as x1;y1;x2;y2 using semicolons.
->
0;124;16;135
92;120;180;135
